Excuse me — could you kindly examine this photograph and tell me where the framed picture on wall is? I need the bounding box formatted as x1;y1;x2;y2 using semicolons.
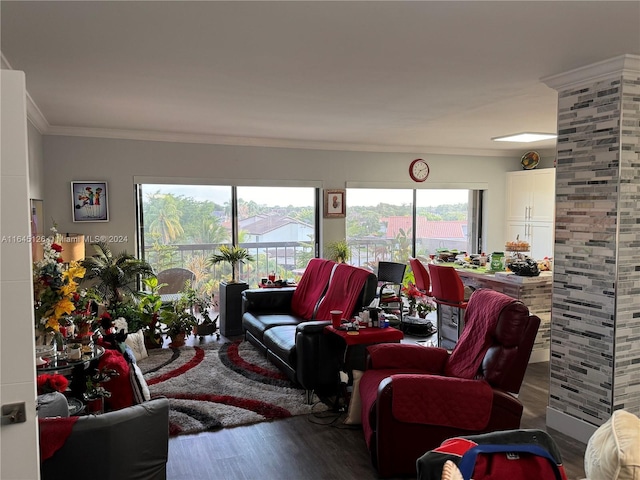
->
71;181;109;222
324;189;346;218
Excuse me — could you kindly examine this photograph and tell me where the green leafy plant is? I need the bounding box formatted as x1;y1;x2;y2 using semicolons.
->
81;242;155;307
325;239;351;263
159;305;197;339
207;245;254;283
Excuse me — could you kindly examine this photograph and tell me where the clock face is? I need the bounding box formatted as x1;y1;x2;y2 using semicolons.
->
409;159;430;182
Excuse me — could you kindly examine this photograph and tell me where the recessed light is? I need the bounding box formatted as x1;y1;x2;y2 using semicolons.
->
492;132;557;143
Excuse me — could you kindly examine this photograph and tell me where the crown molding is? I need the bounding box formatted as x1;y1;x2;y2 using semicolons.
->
45;125;524;157
2;51;50;133
541;54;640;91
2;49;533;158
25;92;50;133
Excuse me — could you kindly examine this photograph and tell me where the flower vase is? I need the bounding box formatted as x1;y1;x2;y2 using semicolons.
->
85;396;104;415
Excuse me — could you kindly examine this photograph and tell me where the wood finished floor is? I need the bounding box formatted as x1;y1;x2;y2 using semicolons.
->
166;335;586;480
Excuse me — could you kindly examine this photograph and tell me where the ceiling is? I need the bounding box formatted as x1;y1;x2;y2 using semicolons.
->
2;1;639;156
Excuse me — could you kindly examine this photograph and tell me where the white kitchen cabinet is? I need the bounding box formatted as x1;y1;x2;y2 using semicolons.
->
506;169;556;223
505;169;556;260
506;221;554;260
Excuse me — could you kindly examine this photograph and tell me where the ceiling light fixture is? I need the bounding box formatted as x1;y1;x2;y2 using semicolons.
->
491;132;557;143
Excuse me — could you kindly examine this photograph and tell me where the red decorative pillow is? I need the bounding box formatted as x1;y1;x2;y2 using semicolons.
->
98;349;133;411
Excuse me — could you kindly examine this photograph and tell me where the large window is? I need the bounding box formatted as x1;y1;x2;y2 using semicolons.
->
346;188;474;269
236;186;316;283
137;184;318;294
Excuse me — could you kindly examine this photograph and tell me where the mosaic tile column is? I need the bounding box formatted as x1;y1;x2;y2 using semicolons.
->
542;55;640;441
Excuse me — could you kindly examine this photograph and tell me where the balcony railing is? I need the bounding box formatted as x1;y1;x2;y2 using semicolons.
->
143;237;467;288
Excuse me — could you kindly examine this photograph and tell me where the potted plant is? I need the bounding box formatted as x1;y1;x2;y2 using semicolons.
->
325;239;351;263
181;283;219;339
81;241;154;308
136;276;166;348
84;367;117;414
159;293;198;347
207;246;253;337
207;245;254;283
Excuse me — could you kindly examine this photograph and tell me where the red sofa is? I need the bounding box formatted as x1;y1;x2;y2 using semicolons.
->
359;289;540;477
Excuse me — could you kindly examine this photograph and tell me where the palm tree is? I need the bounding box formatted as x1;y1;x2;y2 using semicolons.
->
207;245;254;283
146;193;184;243
81;242;155;307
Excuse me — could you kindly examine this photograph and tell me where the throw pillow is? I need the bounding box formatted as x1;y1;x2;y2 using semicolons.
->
125;329;149;362
344;370;364;425
129;363;151;404
98;349;134;411
584;409;640;480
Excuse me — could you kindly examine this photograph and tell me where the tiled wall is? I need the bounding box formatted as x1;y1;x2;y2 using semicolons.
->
550;71;640;426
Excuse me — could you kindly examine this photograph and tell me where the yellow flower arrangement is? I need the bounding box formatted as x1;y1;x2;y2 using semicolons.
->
33;228;86;333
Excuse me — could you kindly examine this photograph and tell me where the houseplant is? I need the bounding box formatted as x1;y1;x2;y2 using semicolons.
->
180;283;219;338
325;239;350;263
81;241;154;308
136;276;166;348
159;305;196;347
84;367;116;414
207;245;254;283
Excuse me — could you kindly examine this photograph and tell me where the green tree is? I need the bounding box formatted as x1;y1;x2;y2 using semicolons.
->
146;193;184;243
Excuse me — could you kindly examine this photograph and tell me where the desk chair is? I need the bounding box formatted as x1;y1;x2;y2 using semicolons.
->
377;261;407;325
428;264;468;349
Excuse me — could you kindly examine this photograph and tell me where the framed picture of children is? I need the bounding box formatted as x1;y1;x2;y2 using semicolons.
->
71;181;109;222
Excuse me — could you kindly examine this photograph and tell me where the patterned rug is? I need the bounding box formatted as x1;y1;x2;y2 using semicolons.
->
138;339;327;436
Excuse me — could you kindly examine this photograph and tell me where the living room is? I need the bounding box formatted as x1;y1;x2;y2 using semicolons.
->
2;2;640;479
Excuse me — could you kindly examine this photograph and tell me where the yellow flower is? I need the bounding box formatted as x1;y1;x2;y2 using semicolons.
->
54;298;75;319
60;282;77;297
63;263;86;281
44;317;60;332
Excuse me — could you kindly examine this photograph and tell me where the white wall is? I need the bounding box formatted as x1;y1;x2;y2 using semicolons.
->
27;122;45;200
1;70;40;480
41;136;552;256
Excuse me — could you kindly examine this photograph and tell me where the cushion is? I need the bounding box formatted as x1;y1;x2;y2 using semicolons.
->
584;410;640;480
130;363;151;404
344;370;363;425
98;349;134;411
124;329;148;362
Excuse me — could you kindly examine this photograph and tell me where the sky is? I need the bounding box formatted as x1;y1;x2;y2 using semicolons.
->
141;185;468;208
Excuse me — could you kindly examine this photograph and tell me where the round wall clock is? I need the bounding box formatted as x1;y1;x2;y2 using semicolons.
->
409;158;430;182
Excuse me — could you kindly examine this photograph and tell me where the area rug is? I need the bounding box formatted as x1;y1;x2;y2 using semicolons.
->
138;339;327;436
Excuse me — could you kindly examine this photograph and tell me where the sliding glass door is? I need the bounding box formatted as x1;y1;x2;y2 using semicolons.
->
137;183;318;293
346;187;474;269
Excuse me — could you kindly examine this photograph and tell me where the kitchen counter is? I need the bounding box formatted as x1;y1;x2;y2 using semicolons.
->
436;263;552;362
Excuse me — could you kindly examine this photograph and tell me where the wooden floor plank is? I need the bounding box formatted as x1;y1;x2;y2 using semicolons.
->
166;358;586;479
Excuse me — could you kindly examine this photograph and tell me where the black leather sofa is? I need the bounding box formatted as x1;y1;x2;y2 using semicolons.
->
242;260;377;399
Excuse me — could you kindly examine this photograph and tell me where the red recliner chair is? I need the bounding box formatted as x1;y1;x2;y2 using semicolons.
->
359;289;541;478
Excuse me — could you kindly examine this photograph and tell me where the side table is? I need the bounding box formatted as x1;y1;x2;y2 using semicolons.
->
325;325;404;376
325;325;404;413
